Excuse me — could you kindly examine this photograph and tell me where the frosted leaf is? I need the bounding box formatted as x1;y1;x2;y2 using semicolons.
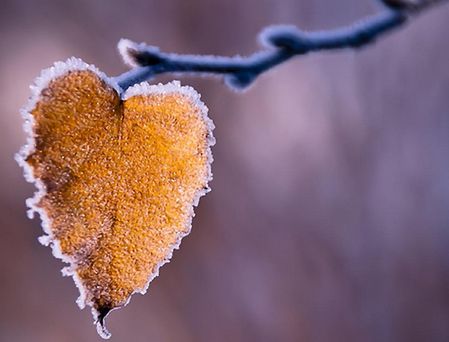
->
16;58;214;339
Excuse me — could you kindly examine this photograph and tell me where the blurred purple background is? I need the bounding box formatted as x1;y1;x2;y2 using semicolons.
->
1;0;449;341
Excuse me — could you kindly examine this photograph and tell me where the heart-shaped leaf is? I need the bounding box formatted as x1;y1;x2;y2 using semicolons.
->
16;58;214;338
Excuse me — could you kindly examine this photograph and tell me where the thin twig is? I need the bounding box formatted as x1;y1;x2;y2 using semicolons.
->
113;1;447;91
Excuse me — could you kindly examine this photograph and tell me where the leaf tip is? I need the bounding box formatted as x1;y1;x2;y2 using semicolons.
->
94;306;113;339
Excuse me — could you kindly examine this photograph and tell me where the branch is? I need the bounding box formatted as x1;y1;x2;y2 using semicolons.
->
113;0;447;91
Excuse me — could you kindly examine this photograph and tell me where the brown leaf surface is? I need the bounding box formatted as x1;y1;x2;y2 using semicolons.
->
18;61;214;338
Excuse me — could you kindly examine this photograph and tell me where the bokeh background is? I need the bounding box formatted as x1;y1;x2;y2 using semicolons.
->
1;0;449;341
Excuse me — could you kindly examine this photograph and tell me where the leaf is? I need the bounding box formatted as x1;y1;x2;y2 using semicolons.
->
16;58;214;339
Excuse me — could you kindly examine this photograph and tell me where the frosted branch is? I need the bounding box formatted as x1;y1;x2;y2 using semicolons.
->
114;0;447;91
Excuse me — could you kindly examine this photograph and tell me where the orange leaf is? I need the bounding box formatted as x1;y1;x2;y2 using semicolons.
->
16;58;214;338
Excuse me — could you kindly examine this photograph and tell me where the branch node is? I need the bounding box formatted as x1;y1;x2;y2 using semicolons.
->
118;39;164;67
260;25;311;53
225;71;259;90
380;0;447;12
